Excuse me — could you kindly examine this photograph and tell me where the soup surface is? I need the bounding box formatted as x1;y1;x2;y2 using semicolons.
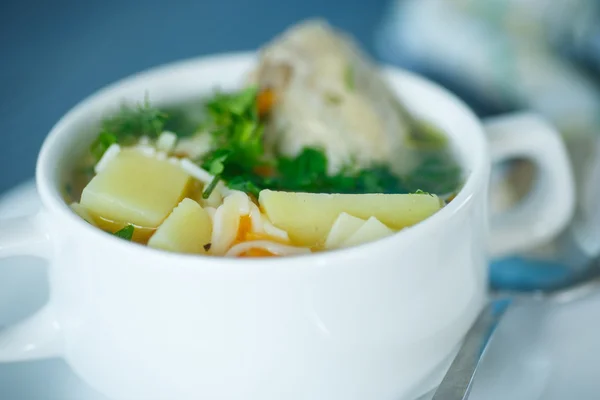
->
65;20;462;257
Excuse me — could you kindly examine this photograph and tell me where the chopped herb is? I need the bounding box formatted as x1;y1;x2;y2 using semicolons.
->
413;189;433;196
102;99;168;142
402;150;462;195
89;98;168;161
90;132;118;161
226;176;262;198
78;165;96;177
256;148;407;194
324;93;342;105
204;87;265;163
209;86;258;117
202;176;221;199
276;148;329;191
90;98;168;162
193;87;459;198
64;183;73;197
344;65;355;91
197;86;273;197
203;243;212;251
203;148;232;175
352;166;409;194
409;120;449;150
114;225;134;241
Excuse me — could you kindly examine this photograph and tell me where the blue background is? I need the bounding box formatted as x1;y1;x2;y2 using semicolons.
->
0;0;386;194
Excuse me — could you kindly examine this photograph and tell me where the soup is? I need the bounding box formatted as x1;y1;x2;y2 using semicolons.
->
65;20;463;257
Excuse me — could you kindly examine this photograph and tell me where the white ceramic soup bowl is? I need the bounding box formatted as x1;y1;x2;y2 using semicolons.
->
0;53;574;400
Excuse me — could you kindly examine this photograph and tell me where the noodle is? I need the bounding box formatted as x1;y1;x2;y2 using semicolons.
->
204;207;217;222
179;158;213;184
210;192;252;255
156;131;177;153
225;240;311;257
262;218;290;241
249;203;264;233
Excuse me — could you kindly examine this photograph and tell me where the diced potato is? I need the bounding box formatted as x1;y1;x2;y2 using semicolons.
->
69;202;97;226
340;217;394;248
81;149;190;228
93;216;156;243
148;198;212;254
259;190;442;246
324;212;366;250
71;202;157;242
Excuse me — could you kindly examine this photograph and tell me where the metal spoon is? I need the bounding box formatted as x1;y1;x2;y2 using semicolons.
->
431;256;600;400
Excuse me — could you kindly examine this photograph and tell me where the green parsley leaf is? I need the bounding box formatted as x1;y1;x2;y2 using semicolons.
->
206;87;258;126
267;148;409;194
203;148;232;176
204;87;264;160
352;167;408;194
226;176;262;198
114;225;134;241
197;86;271;197
222;86;258;116
276;148;329;191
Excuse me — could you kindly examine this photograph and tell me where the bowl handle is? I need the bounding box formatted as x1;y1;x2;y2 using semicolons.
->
484;112;575;258
0;212;62;362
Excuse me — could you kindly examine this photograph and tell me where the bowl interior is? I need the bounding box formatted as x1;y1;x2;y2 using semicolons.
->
36;51;488;263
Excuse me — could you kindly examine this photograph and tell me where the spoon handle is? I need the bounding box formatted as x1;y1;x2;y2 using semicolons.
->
431;298;512;400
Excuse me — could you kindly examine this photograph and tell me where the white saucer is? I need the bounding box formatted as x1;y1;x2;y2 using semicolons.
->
0;180;599;399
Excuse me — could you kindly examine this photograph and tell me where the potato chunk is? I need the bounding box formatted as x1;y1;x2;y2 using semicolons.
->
92;216;156;243
70;203;158;242
324;212;366;250
148;198;212;254
69;202;97;226
340;217;394;248
81;149;190;228
259;190;441;246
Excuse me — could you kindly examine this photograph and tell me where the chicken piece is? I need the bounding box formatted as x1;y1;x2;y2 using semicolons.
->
247;19;413;174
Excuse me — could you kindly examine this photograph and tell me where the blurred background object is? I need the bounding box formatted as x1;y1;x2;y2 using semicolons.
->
377;0;600;290
0;0;387;195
